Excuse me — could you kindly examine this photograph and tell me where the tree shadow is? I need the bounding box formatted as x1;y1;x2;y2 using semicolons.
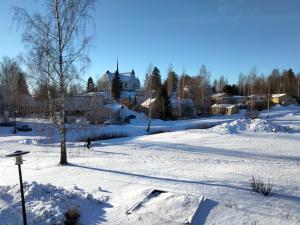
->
68;163;300;205
136;140;300;163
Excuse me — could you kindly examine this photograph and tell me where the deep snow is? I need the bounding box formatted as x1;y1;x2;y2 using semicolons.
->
0;105;300;225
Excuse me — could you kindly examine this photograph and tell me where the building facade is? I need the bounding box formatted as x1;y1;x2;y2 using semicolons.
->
98;62;140;92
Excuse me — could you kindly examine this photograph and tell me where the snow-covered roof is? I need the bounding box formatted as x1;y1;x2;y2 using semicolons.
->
78;92;103;97
211;104;237;109
271;93;287;98
106;72;135;82
141;98;156;108
248;94;265;99
211;92;228;98
232;95;246;99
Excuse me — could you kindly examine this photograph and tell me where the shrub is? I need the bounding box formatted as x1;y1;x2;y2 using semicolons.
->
79;131;128;142
250;177;272;196
65;207;80;225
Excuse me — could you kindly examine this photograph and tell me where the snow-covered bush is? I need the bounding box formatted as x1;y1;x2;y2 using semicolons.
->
250;177;272;196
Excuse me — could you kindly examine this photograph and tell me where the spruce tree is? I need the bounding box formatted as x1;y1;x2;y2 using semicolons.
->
111;70;122;101
87;76;95;92
166;70;178;96
153;82;172;120
151;67;162;90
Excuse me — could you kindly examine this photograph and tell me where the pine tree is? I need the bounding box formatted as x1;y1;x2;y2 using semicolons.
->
111;70;122;101
87;76;95;92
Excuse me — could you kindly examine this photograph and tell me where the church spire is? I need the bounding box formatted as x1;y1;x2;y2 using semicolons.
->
116;59;119;73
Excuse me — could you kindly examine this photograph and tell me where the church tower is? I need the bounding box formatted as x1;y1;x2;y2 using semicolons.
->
116;59;119;73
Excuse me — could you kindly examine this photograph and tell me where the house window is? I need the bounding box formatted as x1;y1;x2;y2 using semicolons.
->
124;83;127;89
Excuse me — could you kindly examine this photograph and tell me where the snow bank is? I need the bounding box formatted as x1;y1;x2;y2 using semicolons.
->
211;118;292;134
0;182;109;225
128;191;202;225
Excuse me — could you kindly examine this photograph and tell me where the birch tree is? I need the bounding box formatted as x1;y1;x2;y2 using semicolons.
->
13;0;95;165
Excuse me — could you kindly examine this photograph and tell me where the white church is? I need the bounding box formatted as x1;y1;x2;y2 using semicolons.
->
98;62;140;92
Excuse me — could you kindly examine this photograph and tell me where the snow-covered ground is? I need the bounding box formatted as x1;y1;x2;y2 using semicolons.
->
0;105;300;225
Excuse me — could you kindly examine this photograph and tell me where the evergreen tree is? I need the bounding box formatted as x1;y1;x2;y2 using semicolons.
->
111;69;122;101
166;69;178;97
212;79;218;93
16;72;29;96
223;84;239;95
153;82;173;120
86;76;96;92
148;67;162;91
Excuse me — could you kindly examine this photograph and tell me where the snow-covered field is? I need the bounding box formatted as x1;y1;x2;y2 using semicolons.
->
0;105;300;225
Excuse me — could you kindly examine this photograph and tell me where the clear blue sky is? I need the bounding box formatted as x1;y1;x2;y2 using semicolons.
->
1;0;300;84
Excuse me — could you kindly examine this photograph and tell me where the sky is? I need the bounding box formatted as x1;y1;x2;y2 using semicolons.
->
0;0;300;85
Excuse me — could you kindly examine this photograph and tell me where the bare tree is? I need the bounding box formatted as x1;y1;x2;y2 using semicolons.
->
13;0;95;165
145;64;153;132
191;65;211;115
0;57;29;113
217;75;228;92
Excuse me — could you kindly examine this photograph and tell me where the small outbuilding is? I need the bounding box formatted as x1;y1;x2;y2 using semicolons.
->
271;94;293;106
211;104;239;115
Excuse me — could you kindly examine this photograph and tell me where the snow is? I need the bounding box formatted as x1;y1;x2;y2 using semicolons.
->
211;92;228;98
0;104;300;224
211;103;237;109
127;191;203;225
272;93;287;98
0;182;109;225
141;98;156;108
211;118;293;134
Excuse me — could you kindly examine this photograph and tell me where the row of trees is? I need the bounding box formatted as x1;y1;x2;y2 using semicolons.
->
141;65;300;130
3;57;300;115
212;69;300;98
141;65;213;132
0;57;29;113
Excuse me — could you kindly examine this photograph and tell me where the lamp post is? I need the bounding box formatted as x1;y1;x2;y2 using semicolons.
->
5;150;30;225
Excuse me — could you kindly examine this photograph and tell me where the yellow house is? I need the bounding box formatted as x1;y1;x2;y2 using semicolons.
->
271;94;292;106
211;104;239;115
